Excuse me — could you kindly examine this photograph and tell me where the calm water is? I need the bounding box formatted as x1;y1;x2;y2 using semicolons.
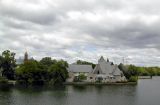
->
0;77;160;105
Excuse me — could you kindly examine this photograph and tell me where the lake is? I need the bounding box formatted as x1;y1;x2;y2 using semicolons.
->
0;77;160;105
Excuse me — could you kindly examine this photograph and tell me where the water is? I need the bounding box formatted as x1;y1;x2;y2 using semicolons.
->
0;77;160;105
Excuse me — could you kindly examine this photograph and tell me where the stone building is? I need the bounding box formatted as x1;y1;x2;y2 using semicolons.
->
67;56;126;83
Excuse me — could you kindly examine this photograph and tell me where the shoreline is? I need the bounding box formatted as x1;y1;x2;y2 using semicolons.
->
63;82;137;85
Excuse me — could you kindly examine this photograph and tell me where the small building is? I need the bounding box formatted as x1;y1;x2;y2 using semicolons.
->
67;56;126;83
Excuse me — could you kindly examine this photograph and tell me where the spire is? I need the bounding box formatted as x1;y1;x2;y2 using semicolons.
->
98;56;105;63
107;58;109;62
24;51;28;63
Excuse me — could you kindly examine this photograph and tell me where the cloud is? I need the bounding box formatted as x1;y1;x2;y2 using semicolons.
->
0;0;160;66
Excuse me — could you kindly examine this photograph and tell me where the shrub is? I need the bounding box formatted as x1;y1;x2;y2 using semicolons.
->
128;76;138;82
78;74;87;81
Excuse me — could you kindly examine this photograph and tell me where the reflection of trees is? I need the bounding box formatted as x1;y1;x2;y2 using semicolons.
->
72;85;87;92
0;84;12;92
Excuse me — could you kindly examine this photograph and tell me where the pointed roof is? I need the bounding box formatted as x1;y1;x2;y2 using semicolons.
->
98;56;105;63
93;56;122;76
92;64;103;74
112;65;122;76
93;56;113;75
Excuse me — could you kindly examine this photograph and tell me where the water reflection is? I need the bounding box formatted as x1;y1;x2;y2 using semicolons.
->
0;77;160;105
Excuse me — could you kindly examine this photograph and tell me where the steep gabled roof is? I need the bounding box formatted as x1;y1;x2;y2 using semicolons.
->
68;64;93;73
92;64;103;74
98;56;105;63
93;56;123;76
112;65;122;76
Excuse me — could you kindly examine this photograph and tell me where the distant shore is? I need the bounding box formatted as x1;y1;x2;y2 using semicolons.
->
138;76;152;79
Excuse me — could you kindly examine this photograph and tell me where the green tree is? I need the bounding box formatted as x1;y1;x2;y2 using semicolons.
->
39;57;56;70
16;60;48;85
0;56;3;76
48;60;68;85
1;50;16;80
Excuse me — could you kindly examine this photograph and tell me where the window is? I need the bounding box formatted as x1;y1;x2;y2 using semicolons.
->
97;71;100;74
90;77;93;79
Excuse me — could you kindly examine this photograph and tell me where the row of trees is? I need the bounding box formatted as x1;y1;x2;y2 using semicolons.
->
16;58;68;85
118;63;160;81
0;50;69;85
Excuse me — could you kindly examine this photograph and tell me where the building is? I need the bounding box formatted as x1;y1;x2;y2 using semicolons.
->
67;56;126;83
24;51;28;63
67;65;93;82
16;51;34;65
88;56;126;82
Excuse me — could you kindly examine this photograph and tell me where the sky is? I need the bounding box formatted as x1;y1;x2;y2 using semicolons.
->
0;0;160;66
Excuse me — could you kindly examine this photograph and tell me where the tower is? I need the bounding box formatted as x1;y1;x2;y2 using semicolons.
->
24;51;28;63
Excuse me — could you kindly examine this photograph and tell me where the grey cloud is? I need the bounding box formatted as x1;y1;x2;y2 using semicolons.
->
0;0;160;66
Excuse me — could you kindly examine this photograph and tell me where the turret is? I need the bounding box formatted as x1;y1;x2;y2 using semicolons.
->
24;51;28;63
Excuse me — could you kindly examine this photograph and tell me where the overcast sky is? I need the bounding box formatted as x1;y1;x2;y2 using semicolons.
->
0;0;160;66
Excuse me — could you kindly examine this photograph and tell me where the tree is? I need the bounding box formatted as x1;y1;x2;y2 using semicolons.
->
118;63;129;79
16;60;48;85
76;60;96;69
118;64;139;80
48;60;68;84
0;56;3;76
1;50;16;80
39;57;56;70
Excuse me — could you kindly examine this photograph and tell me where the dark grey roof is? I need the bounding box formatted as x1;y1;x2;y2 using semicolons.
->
68;64;93;73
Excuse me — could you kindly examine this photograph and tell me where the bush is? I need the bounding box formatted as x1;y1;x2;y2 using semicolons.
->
78;74;87;81
128;76;138;82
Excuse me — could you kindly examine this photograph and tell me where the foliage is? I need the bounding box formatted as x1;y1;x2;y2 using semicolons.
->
78;74;87;81
128;76;138;82
16;60;48;85
0;50;16;80
76;60;96;69
73;74;87;82
48;60;68;85
118;63;160;81
39;57;56;70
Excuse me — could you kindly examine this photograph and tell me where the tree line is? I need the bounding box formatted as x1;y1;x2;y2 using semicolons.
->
118;63;160;81
0;50;68;85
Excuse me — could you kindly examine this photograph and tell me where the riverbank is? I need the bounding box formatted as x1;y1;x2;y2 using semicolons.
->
2;80;137;86
64;82;137;85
